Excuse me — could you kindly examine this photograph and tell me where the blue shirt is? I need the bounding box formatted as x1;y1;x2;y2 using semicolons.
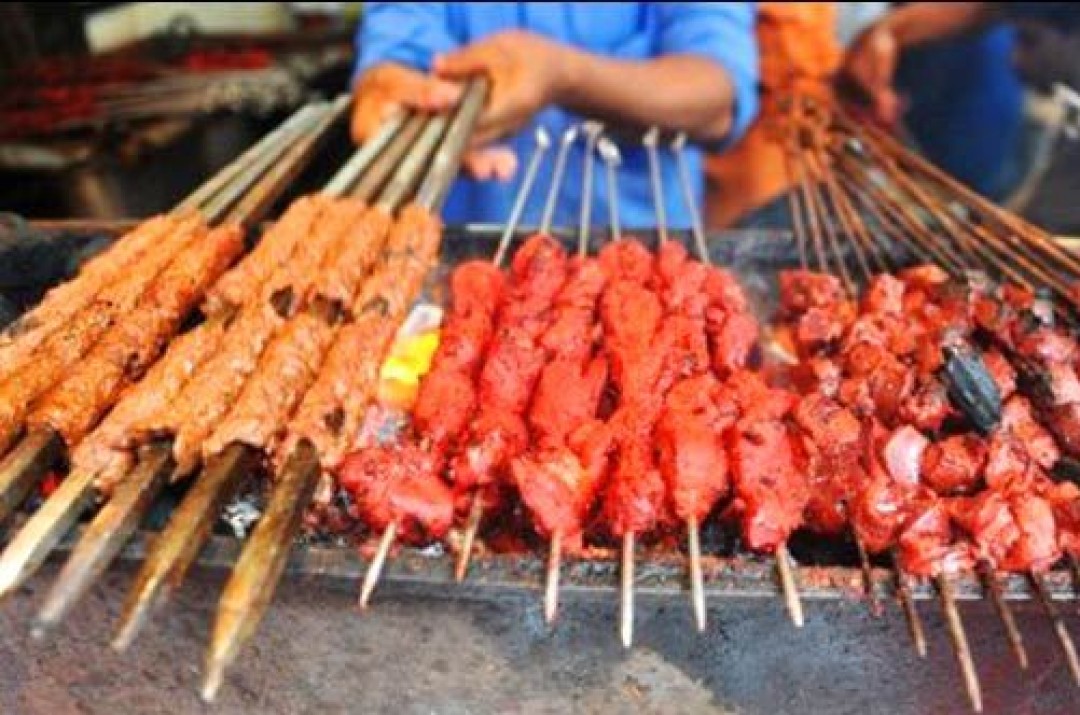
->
896;25;1023;201
355;2;759;229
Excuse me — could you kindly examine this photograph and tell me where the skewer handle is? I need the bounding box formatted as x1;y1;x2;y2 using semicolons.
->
415;77;491;212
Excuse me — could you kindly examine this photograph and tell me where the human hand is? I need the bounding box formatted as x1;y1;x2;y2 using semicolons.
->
841;22;903;126
433;30;570;146
350;62;461;144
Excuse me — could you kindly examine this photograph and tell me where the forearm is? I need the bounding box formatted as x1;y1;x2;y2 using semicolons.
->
554;51;738;143
882;2;1000;48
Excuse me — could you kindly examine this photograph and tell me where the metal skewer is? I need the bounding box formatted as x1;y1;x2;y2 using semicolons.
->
643;127;668;247
936;573;983;712
671;132;709;264
980;562;1028;669
600;137;622;243
577;121;603;257
540;125;580;236
454;126;554;584
620;530;635;649
203;78;492;700
893;551;928;658
1029;572;1080;687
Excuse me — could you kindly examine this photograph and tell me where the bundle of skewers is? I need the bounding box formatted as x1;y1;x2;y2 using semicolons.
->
0;79;488;700
772;92;1080;711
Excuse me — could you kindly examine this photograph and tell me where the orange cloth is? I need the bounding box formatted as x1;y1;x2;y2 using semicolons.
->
705;2;840;228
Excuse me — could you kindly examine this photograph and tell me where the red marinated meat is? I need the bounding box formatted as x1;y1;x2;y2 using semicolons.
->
1015;328;1076;365
1046;482;1080;556
852;471;912;553
657;375;729;523
412;369;476;452
791;357;841;398
718;370;796;424
1001;396;1060;469
1046;402;1080;458
512;445;604;549
900;379;955;432
528;356;608;448
897;498;975;576
602;440;668;538
921;434;986;495
451;409;528;491
703;267;750;315
948;491;1020;565
727;419;808;552
898;264;950;292
598;239;654;285
981;350;1016;401
983;434;1042;495
660;314;710;382
338;444;455;543
863;274;905;316
999;495;1061;573
779;270;846;316
793;394;861;449
710;311;759;375
477;330;547;414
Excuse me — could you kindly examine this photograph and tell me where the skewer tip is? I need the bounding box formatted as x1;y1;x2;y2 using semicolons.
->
200;659;226;703
671;132;688;151
620;533;635;649
535;126;551;150
454;495;483;583
687;518;706;633
775;546;805;628
359;523;396;610
560;125;580;147
544;531;562;625
598;138;621;166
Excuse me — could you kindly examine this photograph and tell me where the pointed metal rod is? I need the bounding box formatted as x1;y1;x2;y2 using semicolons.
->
688;516;706;632
776;544;804;628
620;532;635;649
1029;572;1080;687
200;441;321;703
540;125;580;236
893;551;928;657
0;467;96;600
936;573;983;712
359;521;397;610
33;445;173;637
979;562;1028;669
492;126;551;267
643;127;668;247
112;443;256;650
455;128;555;583
544;530;562;625
577;121;603;257
672;133;710;264
853;532;882;617
598;137;622;242
0;429;64;525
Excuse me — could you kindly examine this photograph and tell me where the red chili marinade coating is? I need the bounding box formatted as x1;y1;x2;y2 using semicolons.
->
450;235;568;502
412;261;505;453
338;443;455;543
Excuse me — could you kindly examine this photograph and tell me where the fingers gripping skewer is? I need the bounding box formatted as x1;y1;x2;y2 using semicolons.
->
936;574;983;712
454;127;552;585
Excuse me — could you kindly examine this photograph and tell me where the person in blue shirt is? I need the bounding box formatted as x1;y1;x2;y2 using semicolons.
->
350;2;759;230
843;2;1080;202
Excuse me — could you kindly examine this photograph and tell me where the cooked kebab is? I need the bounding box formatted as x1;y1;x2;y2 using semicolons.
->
0;213;208;454
203;196;329;317
132;198;367;477
27;224;245;449
449;234;568;514
0;213;185;360
202;205;391;462
511;252;608;551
